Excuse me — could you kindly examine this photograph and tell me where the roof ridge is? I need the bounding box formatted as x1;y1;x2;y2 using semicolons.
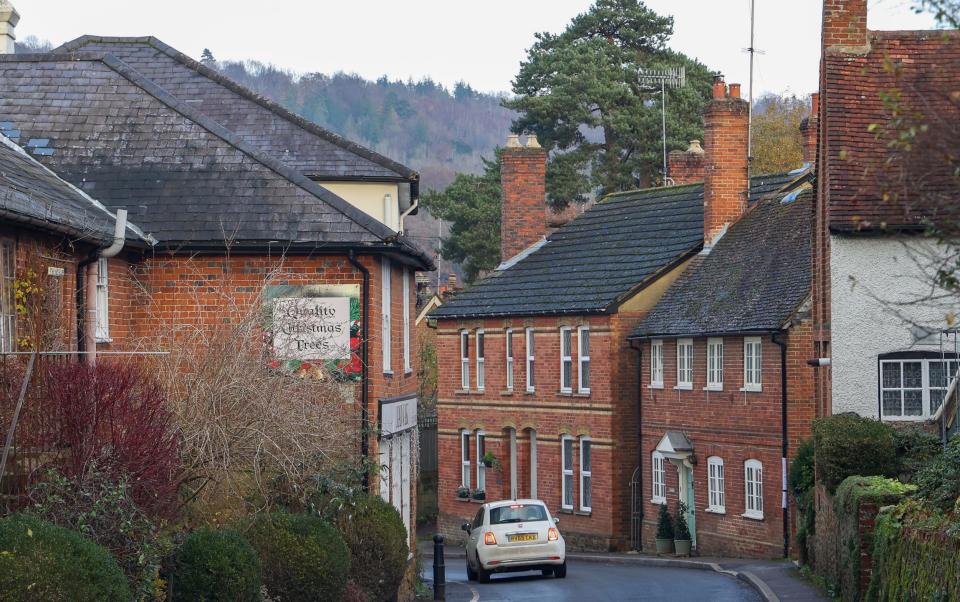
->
52;35;419;182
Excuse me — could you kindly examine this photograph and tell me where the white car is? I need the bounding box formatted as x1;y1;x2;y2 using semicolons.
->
462;499;566;582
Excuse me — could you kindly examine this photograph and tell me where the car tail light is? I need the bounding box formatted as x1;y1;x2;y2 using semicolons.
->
484;531;497;545
548;527;559;541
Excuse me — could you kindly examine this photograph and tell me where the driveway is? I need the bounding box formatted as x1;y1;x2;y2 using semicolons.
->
427;558;763;601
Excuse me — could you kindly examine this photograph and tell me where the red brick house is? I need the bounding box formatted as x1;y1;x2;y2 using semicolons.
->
430;80;805;551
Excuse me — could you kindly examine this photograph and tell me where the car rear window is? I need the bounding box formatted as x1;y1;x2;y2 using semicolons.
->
489;504;548;524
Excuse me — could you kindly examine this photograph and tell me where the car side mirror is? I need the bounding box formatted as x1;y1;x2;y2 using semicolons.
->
553;517;560;525
461;522;471;533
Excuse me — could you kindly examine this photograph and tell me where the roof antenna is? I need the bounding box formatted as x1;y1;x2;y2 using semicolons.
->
744;0;764;181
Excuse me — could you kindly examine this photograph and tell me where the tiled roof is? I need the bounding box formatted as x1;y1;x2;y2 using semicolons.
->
0;54;431;267
631;187;812;339
0;133;142;245
431;172;803;319
53;36;418;184
823;30;960;231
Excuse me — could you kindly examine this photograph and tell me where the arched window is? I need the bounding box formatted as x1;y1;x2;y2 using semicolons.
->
706;456;725;513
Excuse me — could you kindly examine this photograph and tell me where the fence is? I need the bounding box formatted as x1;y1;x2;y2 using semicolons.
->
419;411;438;473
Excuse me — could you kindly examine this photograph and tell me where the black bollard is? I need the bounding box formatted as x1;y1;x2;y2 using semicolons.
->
433;534;446;601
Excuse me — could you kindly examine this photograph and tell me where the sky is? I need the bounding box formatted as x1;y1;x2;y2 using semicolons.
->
12;0;939;98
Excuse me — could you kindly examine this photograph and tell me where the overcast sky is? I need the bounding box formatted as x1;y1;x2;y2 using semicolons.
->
13;0;937;97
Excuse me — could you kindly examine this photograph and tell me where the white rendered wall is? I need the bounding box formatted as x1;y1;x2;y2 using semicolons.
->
831;235;958;417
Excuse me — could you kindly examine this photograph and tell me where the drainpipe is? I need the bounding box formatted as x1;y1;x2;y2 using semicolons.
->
771;332;789;559
347;249;371;491
398;197;419;235
629;338;644;552
80;209;128;365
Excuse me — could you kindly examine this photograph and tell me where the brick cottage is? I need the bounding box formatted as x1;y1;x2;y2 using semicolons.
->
430;79;807;551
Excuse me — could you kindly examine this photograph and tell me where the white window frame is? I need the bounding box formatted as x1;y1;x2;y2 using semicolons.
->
460;430;471;488
577;326;591;394
676;338;693;390
650;339;664;388
743;337;763;392
651;451;666;504
0;239;13;353
95;257;111;342
525;327;536;393
579;436;592;512
707;456;725;513
476;329;485;391
879;357;957;421
529;429;538;499
744;459;763;519
402;268;411;374
381;258;392;374
476;430;486;492
706;337;723;391
561;434;574;510
505;328;514;391
460;330;470;390
560;327;573;393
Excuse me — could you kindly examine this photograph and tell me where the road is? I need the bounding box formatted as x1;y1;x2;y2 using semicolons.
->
427;558;763;602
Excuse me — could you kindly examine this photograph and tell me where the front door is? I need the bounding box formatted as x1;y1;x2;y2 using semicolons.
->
676;463;697;549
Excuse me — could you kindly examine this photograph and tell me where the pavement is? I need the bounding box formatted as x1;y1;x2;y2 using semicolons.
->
419;539;826;602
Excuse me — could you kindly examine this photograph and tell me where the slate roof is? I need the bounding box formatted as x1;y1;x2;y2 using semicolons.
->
823;30;960;232
54;36;419;186
0;132;145;245
431;171;804;319
0;53;431;267
631;187;812;339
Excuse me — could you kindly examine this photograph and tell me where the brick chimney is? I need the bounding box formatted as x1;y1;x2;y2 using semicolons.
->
703;75;749;249
500;133;547;260
799;92;820;166
823;0;868;51
0;1;19;54
668;140;706;185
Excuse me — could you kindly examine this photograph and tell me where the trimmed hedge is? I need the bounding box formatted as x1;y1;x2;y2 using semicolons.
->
243;512;350;602
813;414;897;492
0;514;130;601
172;527;261;602
333;495;408;602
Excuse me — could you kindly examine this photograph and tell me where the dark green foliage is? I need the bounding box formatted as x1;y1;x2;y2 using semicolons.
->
812;414;897;492
332;495;409;602
791;439;816;560
504;0;715;205
914;435;960;512
242;512;350;602
673;501;691;541
893;424;942;481
655;503;674;539
0;514;131;601
172;528;261;602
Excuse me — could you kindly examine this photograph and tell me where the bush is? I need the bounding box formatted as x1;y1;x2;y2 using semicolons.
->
172;527;261;602
913;435;960;511
0;514;130;601
28;466;167;600
242;512;350;601
812;414;897;492
674;502;691;541
332;495;408;602
655;503;674;539
892;425;941;481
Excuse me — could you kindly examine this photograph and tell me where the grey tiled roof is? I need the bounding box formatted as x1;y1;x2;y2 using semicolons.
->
0;54;431;267
631;187;812;338
54;36;418;183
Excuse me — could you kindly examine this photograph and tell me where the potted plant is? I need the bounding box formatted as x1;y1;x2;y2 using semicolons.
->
481;451;500;469
674;501;692;556
471;489;486;501
655;503;675;554
456;486;470;499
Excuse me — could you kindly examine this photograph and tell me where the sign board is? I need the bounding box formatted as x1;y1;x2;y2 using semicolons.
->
380;396;417;437
272;297;350;360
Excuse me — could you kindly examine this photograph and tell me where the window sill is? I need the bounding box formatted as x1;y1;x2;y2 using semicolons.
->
673;384;693;391
705;507;726;515
559;389;573;396
500;390;514;396
741;512;764;521
383;371;394;378
575;509;592;517
577;390;591;396
404;369;413;376
739;386;763;393
648;384;664;390
650;498;667;505
454;389;486;396
455;496;472;503
703;386;723;392
559;507;574;514
524;390;536;395
95;337;113;344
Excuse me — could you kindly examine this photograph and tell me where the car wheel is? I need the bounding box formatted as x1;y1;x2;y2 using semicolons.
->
466;559;477;581
478;566;491;583
554;561;567;579
541;568;554;577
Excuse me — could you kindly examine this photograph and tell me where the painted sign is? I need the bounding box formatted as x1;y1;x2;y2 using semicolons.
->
380;396;417;437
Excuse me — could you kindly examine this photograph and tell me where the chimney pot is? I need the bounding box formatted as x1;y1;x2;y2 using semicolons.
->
525;133;541;148
729;83;741;98
687;140;704;154
505;134;522;148
0;1;19;55
712;75;727;100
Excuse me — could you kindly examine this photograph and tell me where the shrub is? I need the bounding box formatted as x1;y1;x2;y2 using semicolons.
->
892;425;941;481
790;439;816;560
913;435;960;511
812;414;897;492
674;502;691;541
242;512;350;601
28;466;167;600
172;527;261;602
655;504;674;540
332;495;408;602
0;514;130;601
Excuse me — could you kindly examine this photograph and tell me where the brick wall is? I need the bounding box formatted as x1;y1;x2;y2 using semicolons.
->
799;93;820;167
810;484;882;600
500;142;547;261
703;80;750;247
668;141;706;185
822;0;868;50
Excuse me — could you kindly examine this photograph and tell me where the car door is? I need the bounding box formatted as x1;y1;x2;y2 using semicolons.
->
468;507;485;565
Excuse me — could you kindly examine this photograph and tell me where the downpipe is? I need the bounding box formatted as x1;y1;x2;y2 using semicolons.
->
80;209;127;365
347;250;371;491
771;332;789;559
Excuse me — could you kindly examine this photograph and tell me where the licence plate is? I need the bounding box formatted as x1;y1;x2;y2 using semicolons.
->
510;533;537;542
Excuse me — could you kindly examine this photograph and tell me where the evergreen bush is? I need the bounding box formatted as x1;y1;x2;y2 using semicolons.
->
0;514;130;601
674;502;691;541
913;435;960;512
655;504;674;540
333;495;408;602
171;527;261;602
813;414;897;492
892;425;941;481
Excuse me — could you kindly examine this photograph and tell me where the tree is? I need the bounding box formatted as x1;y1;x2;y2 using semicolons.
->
750;93;809;175
200;48;217;66
420;154;502;283
504;0;715;207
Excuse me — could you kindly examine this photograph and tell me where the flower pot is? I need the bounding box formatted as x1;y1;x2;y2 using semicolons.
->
655;538;674;555
482;459;493;468
674;539;691;557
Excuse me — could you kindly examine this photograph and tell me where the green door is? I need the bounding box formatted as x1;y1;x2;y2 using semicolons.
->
685;465;696;548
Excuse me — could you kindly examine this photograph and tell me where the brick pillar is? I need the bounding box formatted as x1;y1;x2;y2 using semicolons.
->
823;0;868;51
501;135;547;260
703;76;749;248
799;93;820;166
668;140;706;185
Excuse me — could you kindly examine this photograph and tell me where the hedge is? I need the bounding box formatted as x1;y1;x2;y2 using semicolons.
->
812;414;897;492
333;495;408;602
0;514;130;601
172;527;261;602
